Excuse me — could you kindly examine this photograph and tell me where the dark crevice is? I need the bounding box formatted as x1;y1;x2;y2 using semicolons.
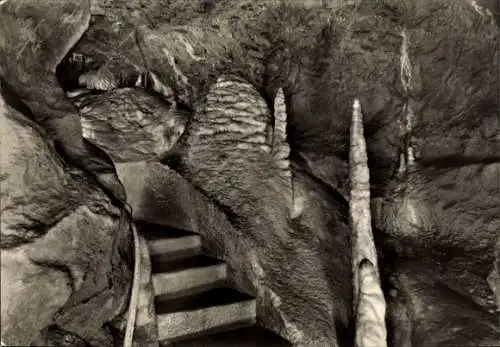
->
290;151;349;216
0;76;37;122
155;287;254;314
152;254;223;274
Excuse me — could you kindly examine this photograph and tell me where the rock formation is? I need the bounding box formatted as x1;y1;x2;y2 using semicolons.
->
69;88;189;163
1;0;499;346
350;98;387;347
161;74;352;346
0;91;133;346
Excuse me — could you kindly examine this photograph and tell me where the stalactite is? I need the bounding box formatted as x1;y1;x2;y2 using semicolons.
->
399;29;416;176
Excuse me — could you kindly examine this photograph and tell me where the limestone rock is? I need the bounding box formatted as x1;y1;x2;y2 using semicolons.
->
276;1;499;344
159;75;352;346
30;0;500;345
385;261;500;347
70;88;189;163
57;0;150;92
0;93;133;347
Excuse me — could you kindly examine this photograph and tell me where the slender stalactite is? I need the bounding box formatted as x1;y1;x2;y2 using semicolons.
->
350;98;387;347
399;28;416;176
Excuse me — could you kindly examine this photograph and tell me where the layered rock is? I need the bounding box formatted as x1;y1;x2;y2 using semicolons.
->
69;88;189;163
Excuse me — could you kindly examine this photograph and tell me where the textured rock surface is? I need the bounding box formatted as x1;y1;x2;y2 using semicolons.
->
56;0;148;90
70;88;189;163
0;93;133;346
117;158;352;346
2;0;498;346
85;1;498;345
355;3;500;343
374;163;500;345
162;75;352;346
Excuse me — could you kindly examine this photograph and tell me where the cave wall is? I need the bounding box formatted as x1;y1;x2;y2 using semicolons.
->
10;0;498;345
0;93;133;346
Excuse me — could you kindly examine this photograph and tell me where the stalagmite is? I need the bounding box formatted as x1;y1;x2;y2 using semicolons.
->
350;98;387;347
272;88;294;216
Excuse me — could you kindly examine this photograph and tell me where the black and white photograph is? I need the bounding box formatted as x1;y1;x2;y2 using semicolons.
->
0;0;499;346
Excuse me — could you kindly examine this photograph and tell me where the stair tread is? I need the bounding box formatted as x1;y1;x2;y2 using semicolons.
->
156;287;254;315
150;251;204;266
168;326;291;347
152;255;224;274
136;220;198;240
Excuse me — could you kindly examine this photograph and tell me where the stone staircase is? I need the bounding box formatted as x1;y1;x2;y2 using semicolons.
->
133;221;290;347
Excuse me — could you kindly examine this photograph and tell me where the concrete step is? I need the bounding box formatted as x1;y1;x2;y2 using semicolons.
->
168;326;292;347
136;221;202;260
155;287;256;343
152;255;227;298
